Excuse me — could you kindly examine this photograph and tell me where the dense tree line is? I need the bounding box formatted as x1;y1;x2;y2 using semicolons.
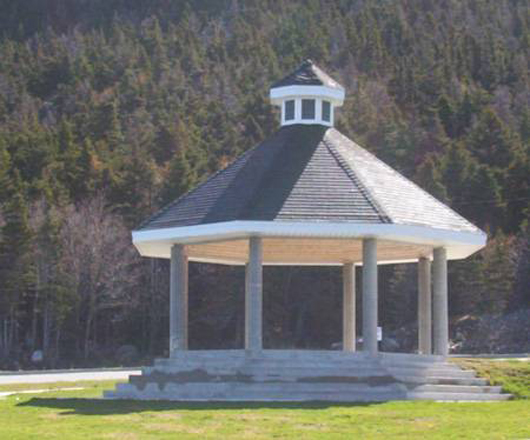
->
0;0;529;367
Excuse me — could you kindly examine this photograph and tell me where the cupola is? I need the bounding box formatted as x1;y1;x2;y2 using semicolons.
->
270;59;345;127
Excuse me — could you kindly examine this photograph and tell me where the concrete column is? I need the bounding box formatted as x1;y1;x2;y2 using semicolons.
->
362;238;378;354
418;257;432;354
170;244;188;356
245;237;263;351
343;263;356;352
433;247;448;356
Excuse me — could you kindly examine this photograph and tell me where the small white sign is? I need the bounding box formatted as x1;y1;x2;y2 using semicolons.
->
377;326;382;341
31;350;43;363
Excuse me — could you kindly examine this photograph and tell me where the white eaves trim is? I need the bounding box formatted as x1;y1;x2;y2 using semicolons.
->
132;220;487;262
270;85;345;105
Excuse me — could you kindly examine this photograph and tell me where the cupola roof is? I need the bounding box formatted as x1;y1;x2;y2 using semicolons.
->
271;59;344;91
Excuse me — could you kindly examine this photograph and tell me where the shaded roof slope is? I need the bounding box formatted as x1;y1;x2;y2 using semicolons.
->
271;59;344;90
138;125;386;230
138;125;481;234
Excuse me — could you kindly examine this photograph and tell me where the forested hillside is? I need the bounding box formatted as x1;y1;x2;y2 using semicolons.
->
0;0;529;368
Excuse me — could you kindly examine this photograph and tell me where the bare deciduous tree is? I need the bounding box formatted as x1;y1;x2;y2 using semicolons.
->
60;195;140;358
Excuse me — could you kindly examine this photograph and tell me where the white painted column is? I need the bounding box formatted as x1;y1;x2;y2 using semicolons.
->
418;257;432;354
362;238;378;354
245;237;263;351
343;263;356;352
170;244;188;356
433;247;448;356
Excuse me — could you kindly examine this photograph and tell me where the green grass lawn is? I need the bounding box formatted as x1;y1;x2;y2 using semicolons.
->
452;358;530;399
0;360;528;439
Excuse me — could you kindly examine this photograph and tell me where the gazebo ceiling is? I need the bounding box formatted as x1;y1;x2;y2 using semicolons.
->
185;237;433;266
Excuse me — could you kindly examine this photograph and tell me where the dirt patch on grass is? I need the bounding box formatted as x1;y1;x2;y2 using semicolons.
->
150;412;184;421
144;423;177;432
40;412;62;421
294;422;327;431
232;413;292;423
233;413;267;421
103;433;140;440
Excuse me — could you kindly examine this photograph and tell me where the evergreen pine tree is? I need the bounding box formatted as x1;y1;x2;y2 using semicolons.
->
0;169;34;355
468;107;516;170
441;142;477;204
437;95;455;138
414;154;448;202
480;232;516;315
0;139;11;203
57;120;82;200
468;165;504;230
159;150;197;206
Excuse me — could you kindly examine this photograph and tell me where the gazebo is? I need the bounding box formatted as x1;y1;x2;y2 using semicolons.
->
107;61;509;401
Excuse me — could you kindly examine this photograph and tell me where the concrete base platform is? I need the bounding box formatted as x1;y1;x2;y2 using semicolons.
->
104;350;510;402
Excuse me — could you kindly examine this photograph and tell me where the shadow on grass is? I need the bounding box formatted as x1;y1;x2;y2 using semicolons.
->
18;398;382;415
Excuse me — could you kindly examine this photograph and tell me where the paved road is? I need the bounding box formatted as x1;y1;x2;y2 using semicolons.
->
0;368;141;385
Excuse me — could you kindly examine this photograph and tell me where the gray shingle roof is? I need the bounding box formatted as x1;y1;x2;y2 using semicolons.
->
271;59;344;91
137;125;480;234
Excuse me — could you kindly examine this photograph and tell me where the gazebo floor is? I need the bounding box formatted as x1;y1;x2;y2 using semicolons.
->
105;350;510;402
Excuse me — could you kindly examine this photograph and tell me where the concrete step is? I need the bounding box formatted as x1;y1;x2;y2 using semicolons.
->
380;360;465;371
145;365;390;378
108;392;404;402
136;369;489;388
154;357;379;368
130;375;398;390
407;391;511;401
396;375;488;386
108;382;406;402
152;363;382;372
107;378;508;402
386;367;477;378
407;384;503;394
167;350;372;361
125;381;403;392
378;352;446;363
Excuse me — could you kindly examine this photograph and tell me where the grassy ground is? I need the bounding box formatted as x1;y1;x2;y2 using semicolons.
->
0;360;528;439
452;358;530;399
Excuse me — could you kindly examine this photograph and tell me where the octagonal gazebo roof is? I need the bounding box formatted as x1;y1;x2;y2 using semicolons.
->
133;62;486;265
